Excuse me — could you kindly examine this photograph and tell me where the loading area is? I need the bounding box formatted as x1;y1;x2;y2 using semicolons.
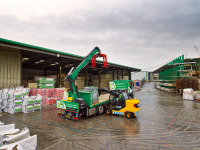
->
1;82;200;149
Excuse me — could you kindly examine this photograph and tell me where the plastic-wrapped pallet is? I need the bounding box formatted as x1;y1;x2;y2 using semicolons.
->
84;86;98;91
0;135;37;150
183;88;194;100
196;94;200;101
183;88;193;94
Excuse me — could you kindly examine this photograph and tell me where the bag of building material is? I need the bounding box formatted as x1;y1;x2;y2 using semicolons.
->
35;95;42;104
7;100;23;108
0;124;15;132
0;135;37;150
1;89;9;100
2;99;8;107
0;127;30;146
0;129;19;135
34;103;41;111
10;90;22;100
7;106;22;114
0;121;4;126
2;106;8;113
22;96;35;105
192;91;200;100
22;104;34;113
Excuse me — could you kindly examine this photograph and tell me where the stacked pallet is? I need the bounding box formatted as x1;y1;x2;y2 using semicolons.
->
76;77;85;89
91;74;113;89
35;77;55;88
119;76;129;80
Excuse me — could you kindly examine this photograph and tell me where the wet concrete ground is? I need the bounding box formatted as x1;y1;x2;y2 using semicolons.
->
1;82;200;150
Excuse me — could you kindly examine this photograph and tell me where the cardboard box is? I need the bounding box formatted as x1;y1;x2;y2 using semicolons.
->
57;74;67;77
27;80;33;83
27;83;38;88
22;80;27;84
61;84;70;88
100;74;112;78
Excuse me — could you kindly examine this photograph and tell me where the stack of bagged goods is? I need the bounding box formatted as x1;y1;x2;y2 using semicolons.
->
35;77;55;88
0;86;39;114
22;96;35;113
0;122;37;149
91;74;112;89
7;89;23;114
183;88;194;100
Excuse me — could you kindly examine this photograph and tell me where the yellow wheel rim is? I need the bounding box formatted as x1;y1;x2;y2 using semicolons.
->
107;110;110;114
127;113;130;118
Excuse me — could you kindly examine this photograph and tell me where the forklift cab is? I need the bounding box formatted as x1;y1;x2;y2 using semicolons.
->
110;90;128;110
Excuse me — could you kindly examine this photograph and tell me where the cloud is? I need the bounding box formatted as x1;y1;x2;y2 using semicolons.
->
0;0;200;71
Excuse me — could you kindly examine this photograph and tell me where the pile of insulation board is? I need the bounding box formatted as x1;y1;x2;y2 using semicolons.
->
0;122;37;149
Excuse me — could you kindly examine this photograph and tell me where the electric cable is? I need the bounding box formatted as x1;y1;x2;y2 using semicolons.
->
142;58;174;71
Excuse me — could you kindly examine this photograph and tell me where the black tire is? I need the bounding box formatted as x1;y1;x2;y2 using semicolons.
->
106;107;112;115
98;105;104;115
126;112;133;119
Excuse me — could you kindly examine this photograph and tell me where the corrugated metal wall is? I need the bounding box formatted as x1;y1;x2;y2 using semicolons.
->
0;47;21;88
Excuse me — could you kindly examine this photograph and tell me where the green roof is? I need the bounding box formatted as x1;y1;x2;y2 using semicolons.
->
0;38;141;71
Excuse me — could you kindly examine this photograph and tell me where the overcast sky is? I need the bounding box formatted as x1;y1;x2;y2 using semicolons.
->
0;0;200;71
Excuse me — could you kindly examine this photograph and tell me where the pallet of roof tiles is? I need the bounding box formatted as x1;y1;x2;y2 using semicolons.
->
0;135;37;150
